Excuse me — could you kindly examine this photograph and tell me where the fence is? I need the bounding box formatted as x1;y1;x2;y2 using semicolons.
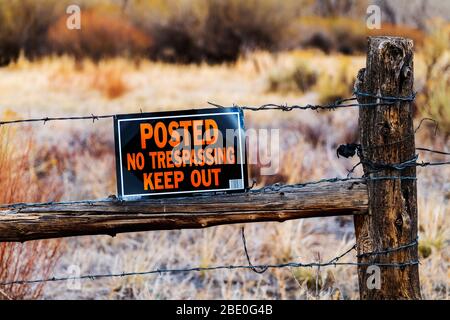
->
0;36;448;299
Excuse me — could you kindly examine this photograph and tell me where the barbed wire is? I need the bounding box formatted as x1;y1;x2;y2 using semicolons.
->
361;156;450;174
209;91;415;112
356;237;419;259
0;114;114;126
0;175;420;210
335;142;449;177
255;175;419;194
2;165;449;210
0;227;419;287
414;118;439;135
0;92;417;127
353;91;417;102
415;147;450;156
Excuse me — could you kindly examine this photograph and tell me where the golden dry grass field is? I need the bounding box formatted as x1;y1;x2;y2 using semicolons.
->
0;50;448;299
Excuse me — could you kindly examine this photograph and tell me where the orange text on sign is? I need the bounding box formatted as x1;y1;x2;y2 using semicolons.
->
140;119;219;149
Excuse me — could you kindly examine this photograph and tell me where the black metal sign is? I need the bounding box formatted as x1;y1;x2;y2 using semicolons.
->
114;107;247;199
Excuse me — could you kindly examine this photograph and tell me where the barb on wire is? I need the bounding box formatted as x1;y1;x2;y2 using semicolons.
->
415;160;450;167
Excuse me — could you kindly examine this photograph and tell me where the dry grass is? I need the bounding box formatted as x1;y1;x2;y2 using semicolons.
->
417;188;449;299
46;57;132;100
0;124;63;300
88;63;130;100
314;57;355;104
266;60;318;93
0;51;448;300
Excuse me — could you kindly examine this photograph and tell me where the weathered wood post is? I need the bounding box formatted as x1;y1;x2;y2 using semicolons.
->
354;36;421;299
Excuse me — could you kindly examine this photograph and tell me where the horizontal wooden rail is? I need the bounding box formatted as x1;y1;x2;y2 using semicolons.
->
0;180;368;242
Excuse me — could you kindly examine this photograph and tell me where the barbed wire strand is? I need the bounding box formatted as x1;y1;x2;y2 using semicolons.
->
210;91;416;111
357;237;419;259
414;118;439;135
0;92;417;127
0;175;421;210
0;229;419;287
415;147;450;156
0;114;114;126
3;165;450;210
241;227;268;274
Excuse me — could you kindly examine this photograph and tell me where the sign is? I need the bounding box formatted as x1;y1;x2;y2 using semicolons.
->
114;107;248;199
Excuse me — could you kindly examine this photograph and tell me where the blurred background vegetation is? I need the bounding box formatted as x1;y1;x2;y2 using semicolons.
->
0;0;448;63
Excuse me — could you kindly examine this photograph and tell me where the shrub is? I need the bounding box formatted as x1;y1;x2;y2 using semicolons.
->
418;243;432;259
0;0;66;65
129;0;297;63
0;124;62;299
267;61;318;93
297;17;425;55
334;29;367;55
0;0;436;64
302;32;335;54
201;0;295;62
145;4;204;63
312;0;368;18
47;9;152;61
297;17;367;55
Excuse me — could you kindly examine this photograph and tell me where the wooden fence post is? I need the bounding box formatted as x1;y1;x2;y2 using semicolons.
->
354;36;421;299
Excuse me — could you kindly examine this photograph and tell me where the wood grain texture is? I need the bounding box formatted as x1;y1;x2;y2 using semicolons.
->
0;180;368;242
355;36;421;299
